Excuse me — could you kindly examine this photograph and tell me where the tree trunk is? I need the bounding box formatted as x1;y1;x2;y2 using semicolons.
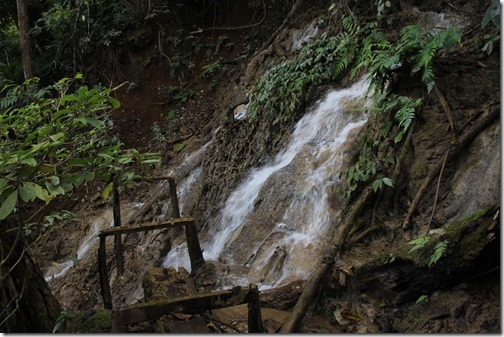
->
16;0;34;79
0;224;61;332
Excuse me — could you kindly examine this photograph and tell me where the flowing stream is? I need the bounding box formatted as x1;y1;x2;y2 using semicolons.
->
163;77;372;289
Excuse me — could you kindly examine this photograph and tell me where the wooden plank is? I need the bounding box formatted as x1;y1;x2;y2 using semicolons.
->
117;287;252;327
99;218;194;238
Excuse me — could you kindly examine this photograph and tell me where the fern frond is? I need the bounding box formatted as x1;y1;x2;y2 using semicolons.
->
394;96;421;131
398;25;423;52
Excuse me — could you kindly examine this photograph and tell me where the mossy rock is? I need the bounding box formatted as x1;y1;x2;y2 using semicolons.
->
366;205;498;269
67;309;112;333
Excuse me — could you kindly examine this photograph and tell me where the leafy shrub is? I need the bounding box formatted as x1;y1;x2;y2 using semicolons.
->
0;74;159;221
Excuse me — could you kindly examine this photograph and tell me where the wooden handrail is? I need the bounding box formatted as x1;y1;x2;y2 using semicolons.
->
99;218;194;238
112;285;263;333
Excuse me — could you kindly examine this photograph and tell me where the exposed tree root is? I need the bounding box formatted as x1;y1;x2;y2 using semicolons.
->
426;149;449;231
433;84;457;132
402;101;499;229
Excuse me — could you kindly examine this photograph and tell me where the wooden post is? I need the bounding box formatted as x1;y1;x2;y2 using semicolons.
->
167;177;181;218
247;284;263;333
111;309;126;333
185;220;205;274
98;236;113;309
112;180;124;276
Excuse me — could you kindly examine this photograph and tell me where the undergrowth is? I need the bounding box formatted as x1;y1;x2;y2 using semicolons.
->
247;14;461;197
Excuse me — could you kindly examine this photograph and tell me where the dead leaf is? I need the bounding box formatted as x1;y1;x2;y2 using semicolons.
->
172;313;192;320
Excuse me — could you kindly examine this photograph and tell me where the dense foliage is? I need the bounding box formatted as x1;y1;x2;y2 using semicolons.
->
247;10;461;197
0;74;159;224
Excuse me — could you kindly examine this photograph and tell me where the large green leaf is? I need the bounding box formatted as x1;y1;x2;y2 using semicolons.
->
0;178;9;193
19;183;38;203
33;184;50;202
46;181;65;196
0;190;18;220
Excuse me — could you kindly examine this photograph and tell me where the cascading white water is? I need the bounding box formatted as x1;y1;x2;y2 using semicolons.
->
163;77;372;288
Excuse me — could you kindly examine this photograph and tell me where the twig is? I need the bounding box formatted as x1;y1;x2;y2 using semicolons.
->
208;317;242;333
433;84;457;132
156;24;171;63
426;149;449;231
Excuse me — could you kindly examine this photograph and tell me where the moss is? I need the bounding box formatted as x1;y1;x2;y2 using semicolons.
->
365;206;497;270
173;141;187;152
67;309;112;333
442;206;496;267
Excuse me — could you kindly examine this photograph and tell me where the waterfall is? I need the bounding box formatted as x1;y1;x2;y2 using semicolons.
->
163;77;372;288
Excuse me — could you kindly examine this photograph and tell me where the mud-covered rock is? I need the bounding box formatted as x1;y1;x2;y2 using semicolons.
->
142;267;196;301
260;279;304;310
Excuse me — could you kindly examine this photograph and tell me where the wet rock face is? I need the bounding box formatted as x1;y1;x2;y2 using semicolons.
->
438;119;500;223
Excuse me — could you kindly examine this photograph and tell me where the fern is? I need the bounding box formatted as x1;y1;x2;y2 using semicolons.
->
429;240;448;267
398;25;423;51
394;96;421;131
249;16;361;124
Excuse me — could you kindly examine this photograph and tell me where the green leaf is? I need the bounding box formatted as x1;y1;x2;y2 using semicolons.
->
29;140;50;154
118;157;133;164
0;189;18;220
68;158;92;167
372;179;382;193
84;117;105;129
382;177;394;187
46;181;65;196
416;295;428;304
102;182;113;200
33;183;50;202
49;132;65;141
108;97;121;109
394;130;404;143
85;172;95;182
68;172;86;187
19;183;37;203
429;240;448;267
19;157;37;166
50;176;60;185
0;178;8;192
408;236;430;253
141;158;160;164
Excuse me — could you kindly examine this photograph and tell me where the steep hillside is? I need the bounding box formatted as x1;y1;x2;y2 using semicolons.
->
34;0;499;333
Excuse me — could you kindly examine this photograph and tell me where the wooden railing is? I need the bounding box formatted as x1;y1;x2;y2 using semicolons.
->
111;284;263;333
98;176;204;310
99;175;264;333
